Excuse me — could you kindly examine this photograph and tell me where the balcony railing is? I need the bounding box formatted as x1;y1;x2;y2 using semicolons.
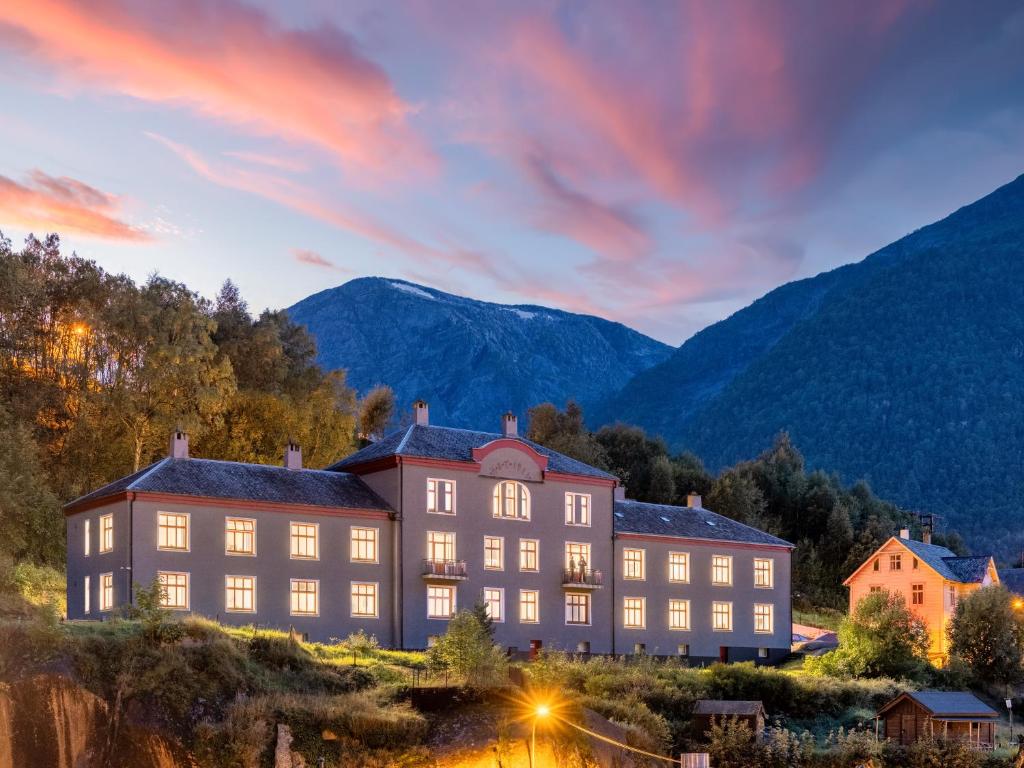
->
422;559;468;580
561;567;603;588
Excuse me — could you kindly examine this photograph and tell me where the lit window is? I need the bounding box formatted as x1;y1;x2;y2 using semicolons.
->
484;536;504;570
712;555;732;586
758;647;769;659
912;584;924;605
519;539;539;571
84;519;91;557
623;597;645;629
290;579;319;616
350;527;379;563
712;601;733;631
493;480;530;520
754;558;774;589
100;572;113;611
225;575;256;613
225;518;256;555
351;582;379;618
678;643;689;657
633;643;646;655
623;548;645;580
754;604;774;634
483;587;504;622
158;571;189;610
427;585;456;619
100;514;113;553
565;493;591;526
519;589;539;623
84;575;91;614
565;592;591;625
565;542;591;570
669;599;690;630
290;522;319;560
427;479;455;514
427;531;456;562
669;552;689;583
889;553;901;571
157;512;189;551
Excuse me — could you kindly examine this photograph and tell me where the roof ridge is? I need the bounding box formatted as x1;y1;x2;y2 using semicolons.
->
395;424;416;453
128;456;171;489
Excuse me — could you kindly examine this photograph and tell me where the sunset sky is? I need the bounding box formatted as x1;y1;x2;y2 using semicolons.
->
1;0;1023;343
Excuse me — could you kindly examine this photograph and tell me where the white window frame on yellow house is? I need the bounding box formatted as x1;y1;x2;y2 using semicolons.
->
225;575;256;613
157;511;190;551
225;517;256;556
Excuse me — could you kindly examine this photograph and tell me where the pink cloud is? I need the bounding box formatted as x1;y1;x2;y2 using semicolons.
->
225;150;309;174
0;0;435;180
0;170;151;242
292;248;347;272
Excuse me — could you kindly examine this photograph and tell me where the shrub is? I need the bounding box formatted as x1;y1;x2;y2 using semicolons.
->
427;610;507;687
0;612;63;678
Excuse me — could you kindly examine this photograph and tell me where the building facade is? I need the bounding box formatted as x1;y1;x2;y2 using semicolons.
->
65;403;793;662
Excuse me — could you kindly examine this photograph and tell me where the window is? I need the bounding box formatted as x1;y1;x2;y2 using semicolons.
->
100;514;113;553
565;542;591;569
519;589;539;623
872;558;879;571
565;592;591;625
669;599;691;630
493;480;530;520
623;548;645;580
519;539;539;571
577;641;591;653
226;575;256;613
565;493;591;526
84;575;90;614
427;531;456;562
84;519;91;557
913;557;919;570
157;512;189;551
225;518;256;555
100;572;113;611
290;579;319;616
290;522;319;560
623;597;645;629
351;582;379;618
869;586;883;593
758;647;769;659
753;558;774;589
427;478;455;515
712;555;732;586
633;643;646;655
678;643;689;657
484;536;504;570
712;601;733;631
158;571;189;610
948;585;957;608
754;603;774;634
483;587;504;622
350;527;379;563
912;583;924;605
427;585;456;619
669;552;689;583
889;553;901;571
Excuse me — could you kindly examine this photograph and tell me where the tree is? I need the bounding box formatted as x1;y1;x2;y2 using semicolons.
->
949;585;1024;686
427;610;506;687
807;590;929;679
647;455;676;504
341;629;379;667
358;385;395;441
526;402;609;469
470;598;496;639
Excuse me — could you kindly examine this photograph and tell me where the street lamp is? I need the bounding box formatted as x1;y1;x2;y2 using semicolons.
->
530;704;550;768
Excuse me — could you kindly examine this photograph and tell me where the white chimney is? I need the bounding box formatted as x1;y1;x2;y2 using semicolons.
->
899;528;910;540
686;493;702;509
501;411;518;438
169;429;189;459
284;441;302;470
413;400;429;427
614;485;626;501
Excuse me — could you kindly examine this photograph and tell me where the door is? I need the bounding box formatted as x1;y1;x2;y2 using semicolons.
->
900;714;916;745
529;639;542;660
719;646;728;663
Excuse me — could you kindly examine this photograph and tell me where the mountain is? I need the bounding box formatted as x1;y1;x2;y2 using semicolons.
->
287;277;672;430
603;173;1024;558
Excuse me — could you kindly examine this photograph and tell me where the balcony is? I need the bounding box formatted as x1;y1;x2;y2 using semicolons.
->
561;567;603;589
422;559;468;581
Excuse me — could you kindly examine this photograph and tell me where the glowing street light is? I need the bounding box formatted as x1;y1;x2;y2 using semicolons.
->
530;702;550;768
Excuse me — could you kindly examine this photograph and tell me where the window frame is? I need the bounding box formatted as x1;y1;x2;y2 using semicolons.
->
157;511;190;552
889;553;902;571
753;558;774;589
754;603;774;634
519;538;539;572
712;600;733;632
622;548;646;580
911;583;924;606
427;585;456;620
351;581;380;618
225;574;257;613
564;492;592;527
564;541;592;569
483;587;505;623
519;589;539;624
225;517;257;556
350;526;380;564
99;513;113;554
84;575;91;614
84;519;91;557
157;571;190;611
427;478;456;515
711;554;733;586
492;480;531;521
564;592;592;626
289;521;320;561
668;598;691;631
289;578;320;616
100;572;113;611
426;530;456;562
668;551;690;583
623;596;646;629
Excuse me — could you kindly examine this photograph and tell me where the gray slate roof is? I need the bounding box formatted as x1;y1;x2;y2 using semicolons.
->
329;424;617;480
885;691;998;718
898;538;992;584
613;499;793;547
66;457;393;512
693;700;765;716
1001;568;1024;596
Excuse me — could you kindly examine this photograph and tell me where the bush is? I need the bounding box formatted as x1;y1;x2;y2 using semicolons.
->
0;612;63;678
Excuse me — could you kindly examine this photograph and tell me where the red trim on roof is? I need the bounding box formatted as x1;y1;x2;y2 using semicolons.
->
615;532;793;551
65;490;391;519
471;438;549;470
401;456;481;472
544;471;616;488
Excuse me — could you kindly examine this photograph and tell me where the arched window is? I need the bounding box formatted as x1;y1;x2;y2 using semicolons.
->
493;480;530;520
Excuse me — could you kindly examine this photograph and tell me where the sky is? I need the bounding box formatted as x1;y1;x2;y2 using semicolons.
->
1;1;1023;345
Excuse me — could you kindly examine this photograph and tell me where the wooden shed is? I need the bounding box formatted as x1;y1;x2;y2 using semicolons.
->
691;700;765;741
876;691;997;748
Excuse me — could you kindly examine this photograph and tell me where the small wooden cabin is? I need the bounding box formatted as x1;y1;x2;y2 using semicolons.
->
876;691;997;748
691;700;765;741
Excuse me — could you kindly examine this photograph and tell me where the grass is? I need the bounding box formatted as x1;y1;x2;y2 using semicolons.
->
793;607;844;632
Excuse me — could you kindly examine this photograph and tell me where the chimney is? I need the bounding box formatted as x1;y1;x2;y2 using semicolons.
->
413;400;429;427
284;441;302;470
922;530;932;545
686;493;702;509
614;485;626;501
169;429;189;459
899;528;910;540
501;411;518;438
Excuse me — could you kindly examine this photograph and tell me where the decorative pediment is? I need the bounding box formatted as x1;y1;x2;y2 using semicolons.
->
472;439;548;481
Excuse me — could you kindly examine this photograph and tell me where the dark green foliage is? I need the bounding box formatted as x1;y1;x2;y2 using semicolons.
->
949;585;1024;686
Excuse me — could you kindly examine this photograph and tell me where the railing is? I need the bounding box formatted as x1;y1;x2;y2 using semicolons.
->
422;559;468;579
561;567;603;587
